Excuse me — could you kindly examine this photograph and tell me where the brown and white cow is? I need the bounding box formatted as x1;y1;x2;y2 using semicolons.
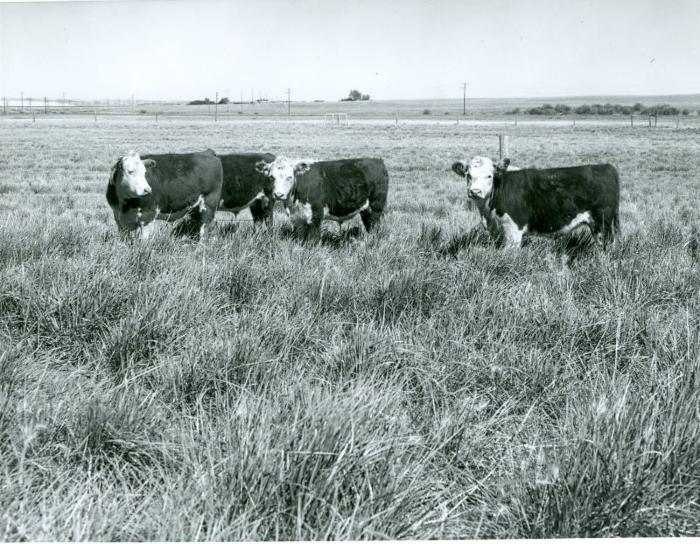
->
451;155;619;250
263;156;389;237
106;150;223;239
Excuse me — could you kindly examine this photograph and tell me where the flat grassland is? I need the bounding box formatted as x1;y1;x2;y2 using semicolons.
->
1;112;699;539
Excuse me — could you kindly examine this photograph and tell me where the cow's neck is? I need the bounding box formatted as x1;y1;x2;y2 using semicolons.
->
473;196;492;221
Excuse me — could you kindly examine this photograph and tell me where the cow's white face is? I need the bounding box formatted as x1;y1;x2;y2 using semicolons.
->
452;156;512;201
111;151;154;197
261;157;314;200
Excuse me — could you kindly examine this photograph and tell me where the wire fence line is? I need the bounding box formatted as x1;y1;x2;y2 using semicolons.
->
1;96;698;129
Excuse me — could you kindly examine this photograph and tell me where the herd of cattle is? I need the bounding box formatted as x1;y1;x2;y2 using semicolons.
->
106;149;620;252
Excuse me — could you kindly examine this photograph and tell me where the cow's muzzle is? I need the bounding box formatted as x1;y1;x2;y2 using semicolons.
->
468;188;484;199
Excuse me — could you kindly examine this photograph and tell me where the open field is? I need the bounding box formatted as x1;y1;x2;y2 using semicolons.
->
4;94;700;121
1;114;700;539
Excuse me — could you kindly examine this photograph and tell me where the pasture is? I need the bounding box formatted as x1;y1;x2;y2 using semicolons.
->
1;113;699;539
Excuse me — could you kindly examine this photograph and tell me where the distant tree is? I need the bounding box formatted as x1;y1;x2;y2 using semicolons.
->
575;105;592;114
682;108;690;116
218;97;229;105
555;104;572;114
423;108;432;115
188;97;213;105
361;94;370;101
348;89;362;101
633;102;644;112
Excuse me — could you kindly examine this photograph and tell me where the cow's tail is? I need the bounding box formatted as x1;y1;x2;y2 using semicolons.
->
603;164;621;247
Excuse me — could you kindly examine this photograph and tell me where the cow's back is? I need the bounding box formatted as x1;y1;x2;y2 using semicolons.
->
142;150;223;213
218;152;275;208
302;158;388;213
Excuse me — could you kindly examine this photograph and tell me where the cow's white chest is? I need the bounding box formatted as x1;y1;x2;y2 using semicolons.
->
494;211;528;248
323;200;369;223
288;201;314;225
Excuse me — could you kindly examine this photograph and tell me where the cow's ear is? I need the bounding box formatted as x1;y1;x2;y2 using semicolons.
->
294;161;310;174
109;158;123;185
451;161;466;177
495;158;510;174
142;158;156;169
254;160;270;175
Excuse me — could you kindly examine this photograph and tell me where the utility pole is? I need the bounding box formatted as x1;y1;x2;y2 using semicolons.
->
462;82;467;116
286;88;291;115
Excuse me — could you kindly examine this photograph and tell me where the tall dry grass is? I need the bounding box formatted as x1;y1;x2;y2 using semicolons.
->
0;116;699;539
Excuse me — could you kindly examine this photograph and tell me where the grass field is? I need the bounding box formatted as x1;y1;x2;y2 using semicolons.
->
1;111;700;539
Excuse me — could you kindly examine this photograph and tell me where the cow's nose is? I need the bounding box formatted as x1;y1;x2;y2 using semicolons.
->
143;186;152;195
274;192;285;199
469;188;482;199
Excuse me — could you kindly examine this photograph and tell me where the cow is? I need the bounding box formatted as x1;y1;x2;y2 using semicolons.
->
106;150;223;239
265;157;389;237
217;152;277;225
451;156;619;252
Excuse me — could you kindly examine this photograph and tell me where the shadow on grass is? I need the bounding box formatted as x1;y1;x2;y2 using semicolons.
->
277;223;366;249
418;224;495;258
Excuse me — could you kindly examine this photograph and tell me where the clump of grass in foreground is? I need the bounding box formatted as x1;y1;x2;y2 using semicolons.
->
514;359;700;536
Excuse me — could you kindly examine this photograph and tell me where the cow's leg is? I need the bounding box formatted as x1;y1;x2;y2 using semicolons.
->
139;220;156;240
198;194;219;241
496;212;526;249
249;199;265;226
250;198;275;229
360;208;380;232
306;205;323;241
562;223;594;262
601;210;620;248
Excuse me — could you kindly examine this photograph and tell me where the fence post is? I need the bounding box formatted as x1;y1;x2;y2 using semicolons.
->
648;115;652;128
44;96;47;114
499;134;509;159
630;115;633;128
654;113;658;127
94;109;97;123
156;112;159;123
572;117;576;128
395;112;398;126
514;114;518;126
676;115;680;129
32;111;36;123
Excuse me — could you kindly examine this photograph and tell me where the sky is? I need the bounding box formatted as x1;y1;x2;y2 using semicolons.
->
1;0;699;101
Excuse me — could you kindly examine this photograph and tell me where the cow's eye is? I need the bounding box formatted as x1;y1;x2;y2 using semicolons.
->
487;175;492;179
466;173;472;181
127;170;135;175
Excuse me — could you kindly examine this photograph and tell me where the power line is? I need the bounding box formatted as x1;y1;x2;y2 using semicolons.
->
462;82;468;115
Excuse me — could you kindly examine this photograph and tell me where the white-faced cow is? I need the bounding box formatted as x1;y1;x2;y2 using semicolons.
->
106;150;223;239
217;152;277;225
451;155;619;251
266;157;389;237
